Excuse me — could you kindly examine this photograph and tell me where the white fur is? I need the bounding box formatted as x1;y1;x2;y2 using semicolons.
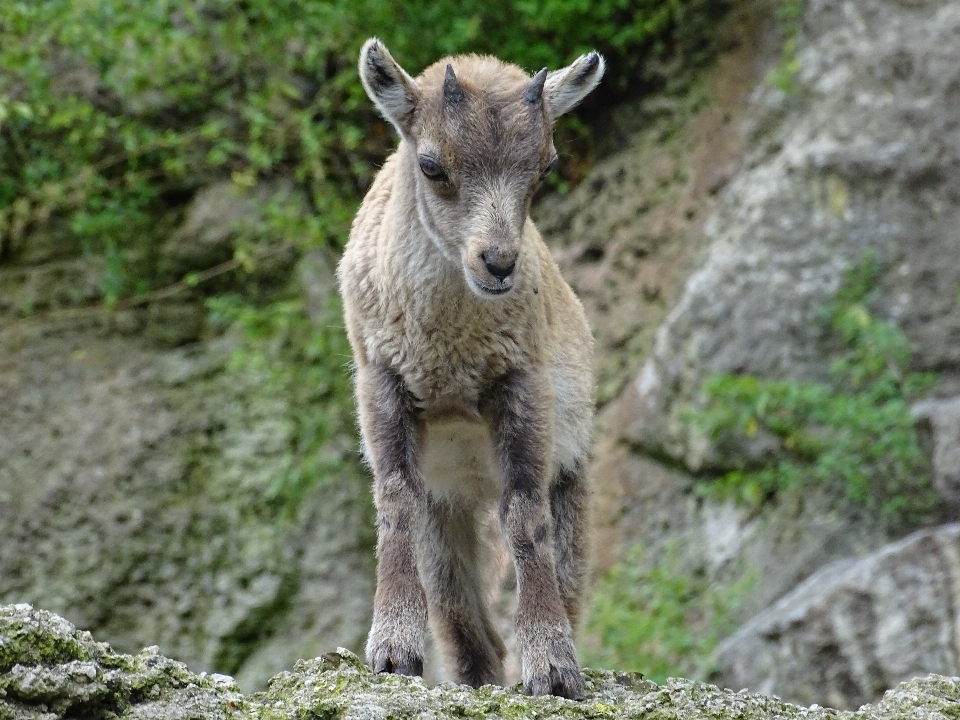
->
420;417;501;503
545;52;606;118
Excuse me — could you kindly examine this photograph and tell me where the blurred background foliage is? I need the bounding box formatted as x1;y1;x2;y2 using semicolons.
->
0;0;726;285
0;0;727;505
583;544;752;683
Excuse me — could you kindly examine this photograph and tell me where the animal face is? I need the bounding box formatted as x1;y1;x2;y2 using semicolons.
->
359;39;604;298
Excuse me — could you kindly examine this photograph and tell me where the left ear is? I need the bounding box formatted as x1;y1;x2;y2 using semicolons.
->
544;51;605;119
358;38;421;136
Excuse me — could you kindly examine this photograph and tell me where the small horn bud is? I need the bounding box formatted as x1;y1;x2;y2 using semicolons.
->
444;64;465;103
525;67;548;104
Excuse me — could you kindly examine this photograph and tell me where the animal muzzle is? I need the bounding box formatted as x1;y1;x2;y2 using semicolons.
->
463;240;520;298
482;247;518;281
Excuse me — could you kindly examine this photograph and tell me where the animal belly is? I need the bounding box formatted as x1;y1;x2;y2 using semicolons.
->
420;418;500;502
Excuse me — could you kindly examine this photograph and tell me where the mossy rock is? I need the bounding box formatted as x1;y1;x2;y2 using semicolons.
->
2;604;959;719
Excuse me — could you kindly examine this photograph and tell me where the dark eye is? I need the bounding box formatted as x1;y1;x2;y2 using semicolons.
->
418;156;448;182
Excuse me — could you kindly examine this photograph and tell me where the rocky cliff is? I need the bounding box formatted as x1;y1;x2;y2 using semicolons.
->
719;524;960;710
577;0;960;707
0;247;375;691
629;0;960;467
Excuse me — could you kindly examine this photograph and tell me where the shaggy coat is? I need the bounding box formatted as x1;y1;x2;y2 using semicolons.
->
338;38;603;699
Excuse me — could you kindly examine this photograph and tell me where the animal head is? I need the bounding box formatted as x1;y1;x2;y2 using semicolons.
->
358;38;604;298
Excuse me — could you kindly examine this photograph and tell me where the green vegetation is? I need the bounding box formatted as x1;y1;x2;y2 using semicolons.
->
767;0;803;92
207;290;356;510
0;0;727;505
584;545;749;683
0;616;91;673
0;0;728;290
690;254;937;519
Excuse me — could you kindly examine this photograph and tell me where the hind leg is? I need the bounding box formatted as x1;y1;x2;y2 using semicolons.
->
419;493;506;688
550;460;589;629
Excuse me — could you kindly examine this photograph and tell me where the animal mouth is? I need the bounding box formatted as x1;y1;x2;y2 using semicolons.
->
465;266;515;298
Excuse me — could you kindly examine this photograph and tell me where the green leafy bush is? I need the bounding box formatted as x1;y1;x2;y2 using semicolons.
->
0;0;726;296
690;254;937;518
767;0;804;92
584;545;749;683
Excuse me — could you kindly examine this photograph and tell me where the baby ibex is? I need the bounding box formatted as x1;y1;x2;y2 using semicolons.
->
338;38;603;699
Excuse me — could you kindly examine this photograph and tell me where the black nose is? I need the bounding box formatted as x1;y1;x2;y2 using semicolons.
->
482;252;517;280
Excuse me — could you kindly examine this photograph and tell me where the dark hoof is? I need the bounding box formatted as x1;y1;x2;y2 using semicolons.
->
371;652;423;677
526;666;585;701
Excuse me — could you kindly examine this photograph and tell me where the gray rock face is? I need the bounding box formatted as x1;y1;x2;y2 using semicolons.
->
718;523;960;710
590;440;894;625
913;396;960;505
0;245;373;691
629;0;960;468
158;180;300;279
3;604;960;720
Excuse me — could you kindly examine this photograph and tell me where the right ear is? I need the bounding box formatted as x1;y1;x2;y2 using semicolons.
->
543;51;605;119
358;38;420;136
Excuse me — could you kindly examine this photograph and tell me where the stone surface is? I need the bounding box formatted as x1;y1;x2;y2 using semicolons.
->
588;431;893;622
3;604;960;720
0;249;373;693
158;180;299;280
913;396;960;506
718;523;960;710
628;0;960;469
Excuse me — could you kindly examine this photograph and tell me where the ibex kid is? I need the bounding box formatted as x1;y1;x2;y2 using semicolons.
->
337;37;603;699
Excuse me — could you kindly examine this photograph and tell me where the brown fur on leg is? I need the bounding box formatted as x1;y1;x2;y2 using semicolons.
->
359;364;429;677
419;495;506;687
486;368;585;700
550;462;589;629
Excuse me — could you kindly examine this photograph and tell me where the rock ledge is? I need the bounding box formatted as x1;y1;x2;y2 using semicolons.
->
1;604;958;719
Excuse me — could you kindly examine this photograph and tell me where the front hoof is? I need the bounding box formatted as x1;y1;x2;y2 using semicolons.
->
368;643;424;677
526;665;585;700
520;625;586;700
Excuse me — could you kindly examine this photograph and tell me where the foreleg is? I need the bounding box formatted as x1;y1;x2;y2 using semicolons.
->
550;460;589;629
486;368;585;700
358;363;428;677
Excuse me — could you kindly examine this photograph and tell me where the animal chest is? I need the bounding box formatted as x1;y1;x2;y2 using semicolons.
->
368;279;545;410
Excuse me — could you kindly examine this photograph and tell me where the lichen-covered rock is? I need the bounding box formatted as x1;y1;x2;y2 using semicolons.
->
0;604;245;719
717;523;960;710
2;604;960;720
0;249;373;692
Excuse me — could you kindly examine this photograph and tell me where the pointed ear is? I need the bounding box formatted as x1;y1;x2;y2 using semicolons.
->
358;38;421;135
544;51;605;119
